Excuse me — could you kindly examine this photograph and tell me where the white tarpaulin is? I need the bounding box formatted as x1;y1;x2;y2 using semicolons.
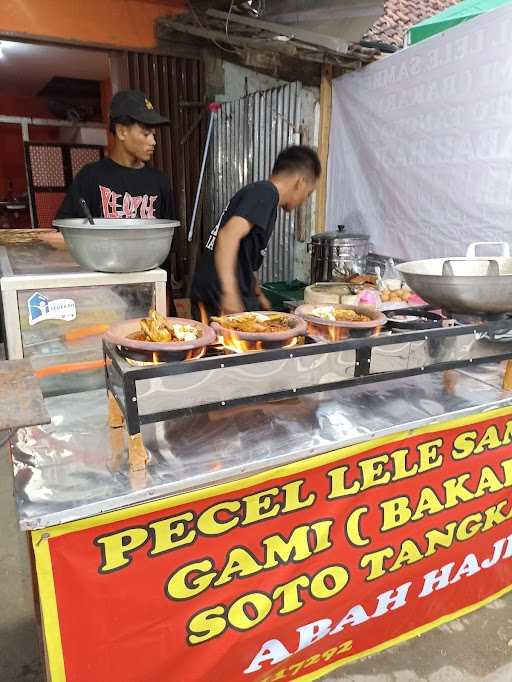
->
326;4;512;260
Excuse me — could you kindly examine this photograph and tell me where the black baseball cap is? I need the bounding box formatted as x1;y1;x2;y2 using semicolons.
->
109;89;169;126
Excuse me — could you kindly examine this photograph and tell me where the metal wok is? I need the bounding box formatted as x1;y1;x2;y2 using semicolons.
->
397;242;512;315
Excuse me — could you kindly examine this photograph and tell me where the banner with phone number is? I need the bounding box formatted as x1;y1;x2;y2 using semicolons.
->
33;407;512;682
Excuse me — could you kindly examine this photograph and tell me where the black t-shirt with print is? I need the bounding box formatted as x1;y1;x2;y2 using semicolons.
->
191;180;279;316
56;157;175;220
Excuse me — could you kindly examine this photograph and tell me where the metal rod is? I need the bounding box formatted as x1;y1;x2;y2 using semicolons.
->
0;115;105;129
21;121;36;229
104;315;512;380
187;104;220;243
137;351;512;424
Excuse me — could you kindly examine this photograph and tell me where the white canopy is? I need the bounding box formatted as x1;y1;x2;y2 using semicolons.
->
326;4;512;259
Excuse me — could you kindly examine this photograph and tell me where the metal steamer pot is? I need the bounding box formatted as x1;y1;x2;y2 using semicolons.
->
309;225;369;283
397;242;512;315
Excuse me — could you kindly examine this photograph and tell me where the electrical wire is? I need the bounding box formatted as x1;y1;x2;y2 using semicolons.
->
224;0;268;50
185;0;239;54
225;0;236;41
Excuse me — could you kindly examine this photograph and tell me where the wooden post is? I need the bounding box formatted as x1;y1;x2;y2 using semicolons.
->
442;369;457;394
128;433;148;472
107;428;125;473
503;360;512;390
315;63;333;233
107;391;124;429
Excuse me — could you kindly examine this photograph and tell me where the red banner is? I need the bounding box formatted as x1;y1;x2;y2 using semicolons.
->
33;407;512;682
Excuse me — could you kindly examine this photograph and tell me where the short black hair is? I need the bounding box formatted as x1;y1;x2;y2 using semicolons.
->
272;145;321;180
109;115;137;135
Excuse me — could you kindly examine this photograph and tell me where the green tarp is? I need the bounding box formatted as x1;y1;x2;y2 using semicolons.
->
408;0;512;44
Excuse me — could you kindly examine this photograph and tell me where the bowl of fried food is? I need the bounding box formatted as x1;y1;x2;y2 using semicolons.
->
210;311;307;346
379;285;412;304
104;310;216;360
295;304;387;341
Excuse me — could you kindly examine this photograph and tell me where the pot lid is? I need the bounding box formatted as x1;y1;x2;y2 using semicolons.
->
311;225;369;243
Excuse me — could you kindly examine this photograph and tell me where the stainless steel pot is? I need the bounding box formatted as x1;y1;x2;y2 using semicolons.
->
53;218;180;273
397;242;512;314
309;226;369;282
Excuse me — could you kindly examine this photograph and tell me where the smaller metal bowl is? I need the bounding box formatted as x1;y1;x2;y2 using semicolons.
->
386;310;443;331
53;218;180;273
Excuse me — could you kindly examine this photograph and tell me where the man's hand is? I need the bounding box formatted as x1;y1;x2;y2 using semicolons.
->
214;216;253;316
221;291;245;315
257;292;272;311
253;270;272;311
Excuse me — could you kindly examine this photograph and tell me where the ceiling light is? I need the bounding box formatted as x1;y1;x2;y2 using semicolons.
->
0;42;4;59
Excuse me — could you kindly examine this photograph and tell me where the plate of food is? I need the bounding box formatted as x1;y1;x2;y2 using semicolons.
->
104;310;216;351
210;311;307;342
295;304;387;341
296;304;386;327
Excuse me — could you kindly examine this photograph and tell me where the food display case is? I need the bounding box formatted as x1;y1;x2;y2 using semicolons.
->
0;232;166;395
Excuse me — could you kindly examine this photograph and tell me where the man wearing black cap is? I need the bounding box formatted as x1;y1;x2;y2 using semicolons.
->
57;90;175;220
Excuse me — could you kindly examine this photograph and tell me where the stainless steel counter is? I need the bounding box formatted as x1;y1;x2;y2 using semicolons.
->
11;363;512;531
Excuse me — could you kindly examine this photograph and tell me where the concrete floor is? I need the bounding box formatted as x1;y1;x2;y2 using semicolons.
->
0;446;44;682
321;596;512;682
1;443;511;682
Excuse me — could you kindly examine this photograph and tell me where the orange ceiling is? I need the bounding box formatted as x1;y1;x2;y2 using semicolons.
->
0;0;187;50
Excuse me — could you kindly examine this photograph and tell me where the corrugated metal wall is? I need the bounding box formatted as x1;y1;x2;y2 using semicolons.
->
209;81;302;282
117;52;207;292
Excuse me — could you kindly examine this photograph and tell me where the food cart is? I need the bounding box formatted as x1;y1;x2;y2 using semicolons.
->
8;238;512;681
0;230;166;395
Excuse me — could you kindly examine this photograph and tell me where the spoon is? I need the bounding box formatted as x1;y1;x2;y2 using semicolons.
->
79;198;95;225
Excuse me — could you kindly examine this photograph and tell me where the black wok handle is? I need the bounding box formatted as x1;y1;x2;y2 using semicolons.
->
79;198;95;225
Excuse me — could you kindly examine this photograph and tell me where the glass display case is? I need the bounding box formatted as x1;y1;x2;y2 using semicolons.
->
0;237;166;395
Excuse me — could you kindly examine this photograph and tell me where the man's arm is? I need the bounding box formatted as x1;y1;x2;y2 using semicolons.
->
56;172;86;220
214;216;252;315
161;180;176;219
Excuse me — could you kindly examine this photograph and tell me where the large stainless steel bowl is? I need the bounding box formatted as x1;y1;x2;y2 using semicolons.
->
397;242;512;314
53;218;179;273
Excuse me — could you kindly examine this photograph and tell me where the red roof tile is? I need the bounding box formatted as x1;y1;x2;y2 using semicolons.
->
364;0;460;47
